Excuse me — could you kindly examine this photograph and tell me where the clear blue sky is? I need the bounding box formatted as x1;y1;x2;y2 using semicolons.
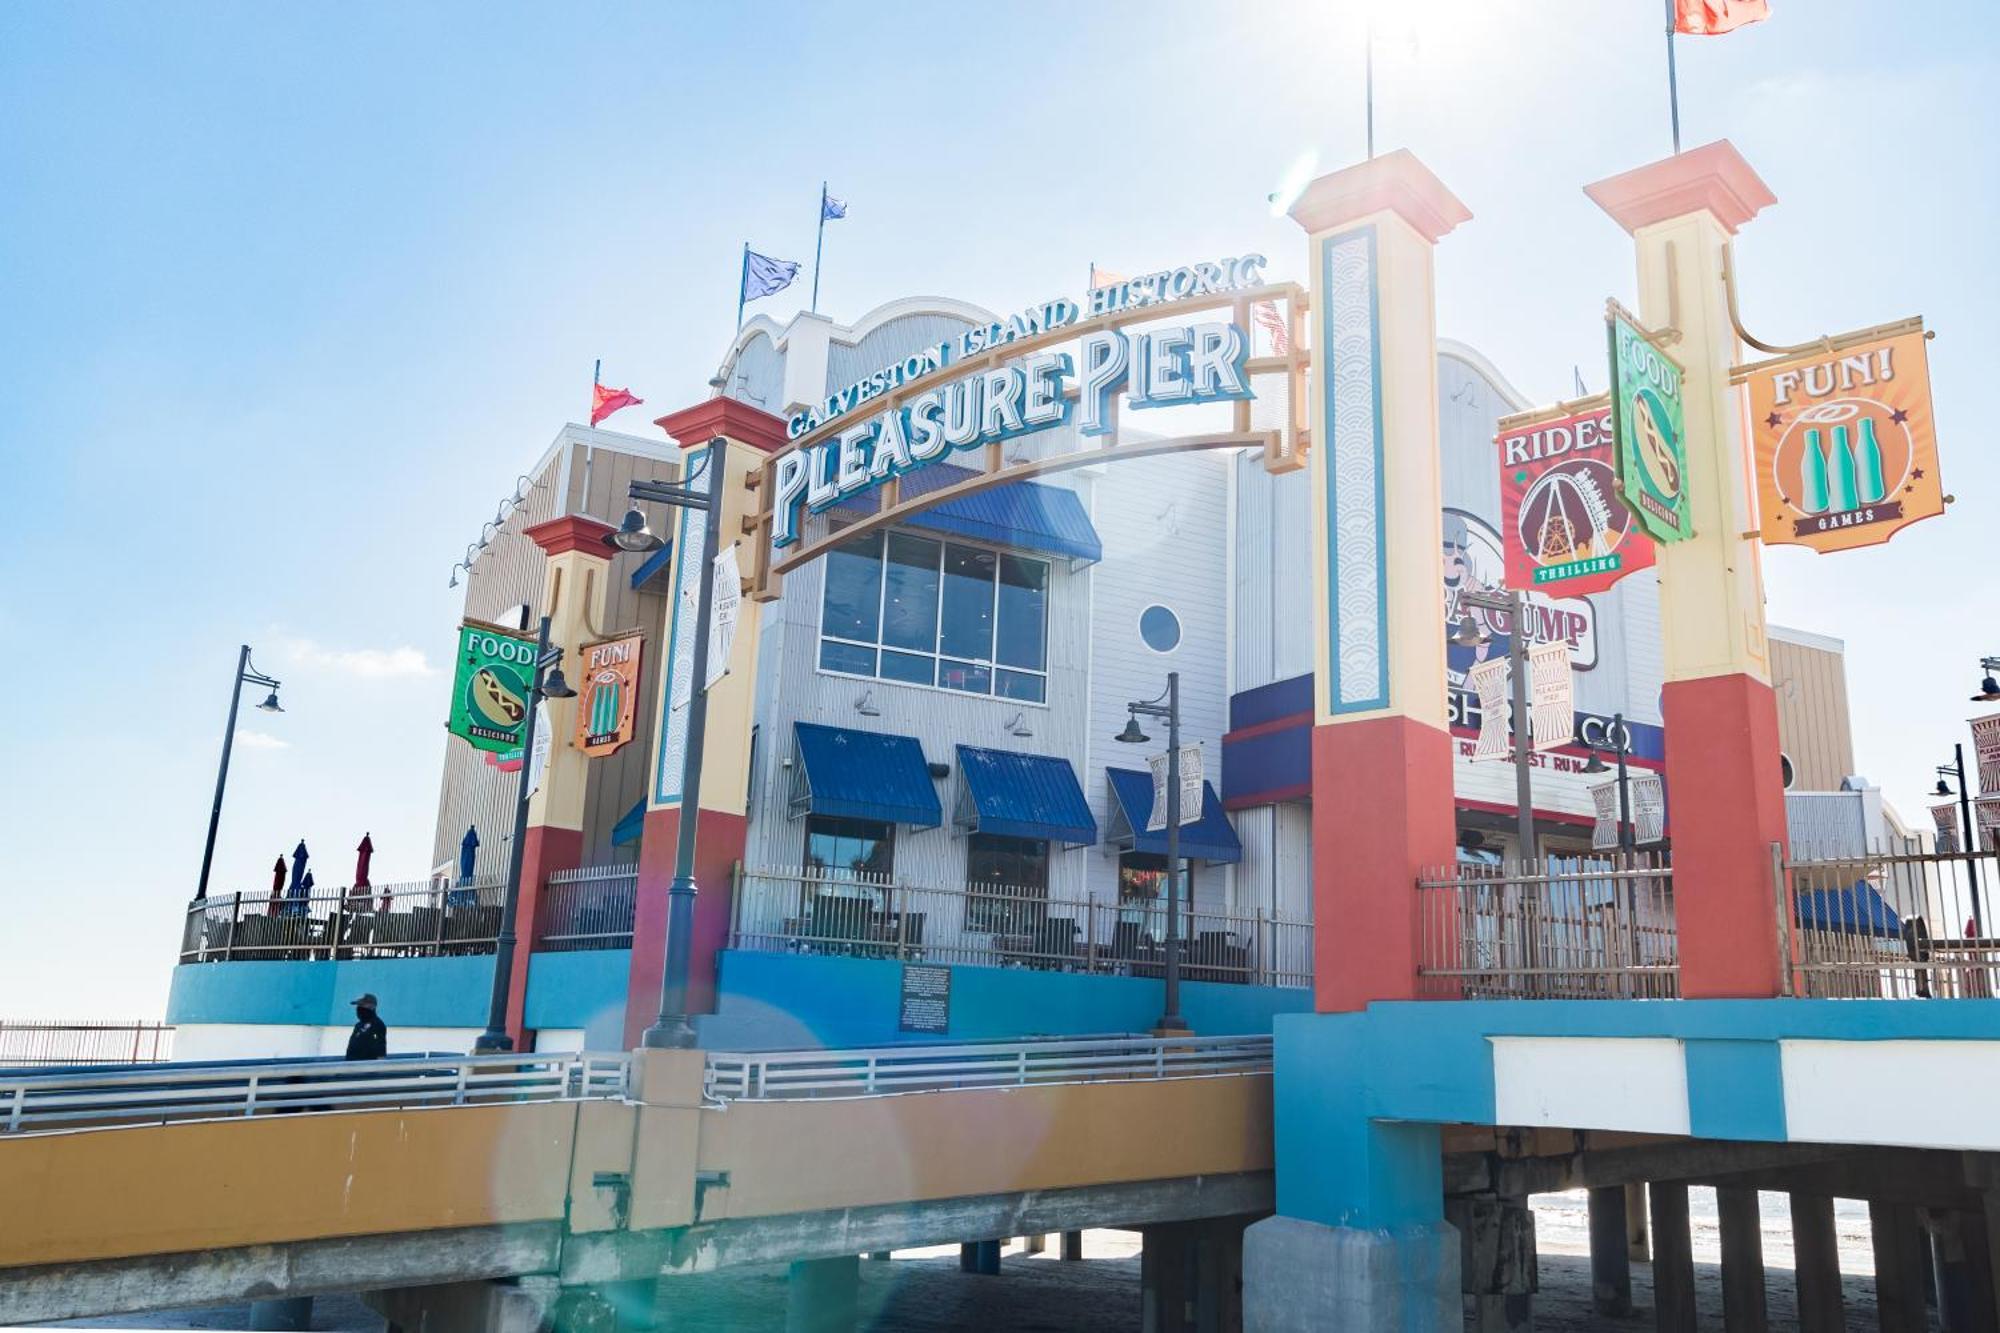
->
3;2;1995;1019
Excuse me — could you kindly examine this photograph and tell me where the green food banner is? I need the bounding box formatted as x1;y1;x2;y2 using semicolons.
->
448;620;536;754
1607;301;1693;544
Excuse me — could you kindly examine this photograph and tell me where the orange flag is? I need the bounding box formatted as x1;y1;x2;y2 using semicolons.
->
1674;0;1769;35
591;381;643;427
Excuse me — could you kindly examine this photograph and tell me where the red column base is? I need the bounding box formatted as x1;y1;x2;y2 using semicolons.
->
1311;714;1457;1012
623;806;747;1048
506;826;583;1048
1663;672;1789;998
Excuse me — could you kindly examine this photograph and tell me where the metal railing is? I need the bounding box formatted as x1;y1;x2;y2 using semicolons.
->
704;1033;1273;1102
0;1022;174;1068
1;1051;630;1134
731;866;1313;988
1780;840;2000;998
536;863;638;952
1415;854;1679;999
179;877;507;963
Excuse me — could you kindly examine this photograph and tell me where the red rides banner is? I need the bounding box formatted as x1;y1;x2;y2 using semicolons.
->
1496;397;1657;597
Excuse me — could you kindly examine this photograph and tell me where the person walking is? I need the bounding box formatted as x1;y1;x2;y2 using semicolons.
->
345;993;388;1060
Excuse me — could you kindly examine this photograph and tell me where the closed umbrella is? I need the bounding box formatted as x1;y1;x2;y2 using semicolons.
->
286;840;310;919
458;825;480;883
349;834;375;907
267;855;286;917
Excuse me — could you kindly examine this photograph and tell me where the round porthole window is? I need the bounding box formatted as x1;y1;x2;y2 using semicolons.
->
1139;605;1182;653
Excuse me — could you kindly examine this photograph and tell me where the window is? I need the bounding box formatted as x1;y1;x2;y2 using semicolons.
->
965;832;1049;935
1139;604;1182;653
803;815;894;881
819;533;1049;702
1780;753;1796;789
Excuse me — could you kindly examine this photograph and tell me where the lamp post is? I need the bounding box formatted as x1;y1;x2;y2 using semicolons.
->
1580;713;1636;853
604;442;729;1050
1117;672;1188;1034
195;646;284;901
473;617;576;1054
1934;747;1983;934
1454;587;1537;862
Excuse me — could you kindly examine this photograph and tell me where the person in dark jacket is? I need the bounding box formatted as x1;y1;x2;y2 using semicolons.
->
345;993;388;1060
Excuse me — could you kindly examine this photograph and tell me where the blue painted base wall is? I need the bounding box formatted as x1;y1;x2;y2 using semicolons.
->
167;955;495;1029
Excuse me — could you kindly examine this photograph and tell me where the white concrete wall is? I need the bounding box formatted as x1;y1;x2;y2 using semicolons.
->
171;1024;485;1062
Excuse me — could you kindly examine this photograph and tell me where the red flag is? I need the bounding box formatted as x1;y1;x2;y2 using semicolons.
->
1674;0;1769;35
591;381;643;427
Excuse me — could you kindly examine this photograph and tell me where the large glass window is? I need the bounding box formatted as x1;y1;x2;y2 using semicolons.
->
818;533;1049;702
965;832;1049;935
803;815;894;880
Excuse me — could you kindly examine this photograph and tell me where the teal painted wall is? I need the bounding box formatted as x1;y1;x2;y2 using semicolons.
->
166;955;494;1028
524;949;633;1049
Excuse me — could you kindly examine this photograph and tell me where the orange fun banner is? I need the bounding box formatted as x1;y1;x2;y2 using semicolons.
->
1739;323;1945;553
574;631;645;758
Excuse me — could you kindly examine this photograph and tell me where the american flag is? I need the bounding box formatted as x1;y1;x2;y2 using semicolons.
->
1253;300;1290;355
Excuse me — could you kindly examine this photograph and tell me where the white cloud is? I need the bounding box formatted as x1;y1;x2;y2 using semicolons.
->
280;637;437;680
235;729;290;750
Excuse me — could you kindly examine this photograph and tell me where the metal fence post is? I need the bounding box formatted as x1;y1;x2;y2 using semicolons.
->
226;893;242;962
1771;841;1795;998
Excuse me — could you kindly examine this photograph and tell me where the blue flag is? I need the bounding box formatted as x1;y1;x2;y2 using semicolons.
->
822;191;847;221
742;249;801;302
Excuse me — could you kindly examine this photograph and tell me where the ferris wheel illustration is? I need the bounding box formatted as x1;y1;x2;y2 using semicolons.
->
1519;461;1623;564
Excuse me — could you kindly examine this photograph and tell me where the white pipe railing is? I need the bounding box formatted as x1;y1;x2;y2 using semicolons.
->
0;1051;630;1134
704;1033;1273;1102
0;1022;175;1068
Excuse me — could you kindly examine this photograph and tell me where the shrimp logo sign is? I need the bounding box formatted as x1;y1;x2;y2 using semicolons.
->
1607;301;1692;544
1739;322;1944;553
574;631;644;758
1441;508;1597;688
448;620;536;755
1496;397;1657;597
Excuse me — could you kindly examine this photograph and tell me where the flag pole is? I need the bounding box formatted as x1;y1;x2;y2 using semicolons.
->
1365;11;1375;160
1664;0;1682;153
735;242;749;330
811;182;828;314
592;359;600;418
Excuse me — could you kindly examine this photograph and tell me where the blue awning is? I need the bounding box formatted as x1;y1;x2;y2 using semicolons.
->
832;463;1102;563
612;798;646;847
954;745;1097;846
792;722;943;828
1796;881;1903;938
1105;768;1243;864
629;541;676;592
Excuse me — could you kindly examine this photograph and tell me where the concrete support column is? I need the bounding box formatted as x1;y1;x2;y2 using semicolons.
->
1790;1191;1844;1330
1586;143;1787;997
1715;1185;1767;1332
1061;1230;1085;1261
1285;150;1469;1012
1870;1200;1929;1333
1022;1232;1047;1254
1587;1184;1633;1316
959;1239;1000;1275
622;398;788;1045
785;1255;858;1333
1143;1219;1247;1333
1447;1191;1536;1333
508;514;615;1047
1649;1180;1696;1333
247;1297;312;1331
1626;1183;1651;1262
1930;1207;1999;1332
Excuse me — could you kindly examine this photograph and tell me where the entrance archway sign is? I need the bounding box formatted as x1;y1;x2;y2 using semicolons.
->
745;263;1310;601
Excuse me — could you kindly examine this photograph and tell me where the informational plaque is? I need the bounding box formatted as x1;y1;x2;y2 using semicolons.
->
898;963;951;1035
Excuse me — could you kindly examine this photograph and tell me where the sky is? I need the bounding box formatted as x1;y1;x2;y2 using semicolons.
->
2;1;1996;1020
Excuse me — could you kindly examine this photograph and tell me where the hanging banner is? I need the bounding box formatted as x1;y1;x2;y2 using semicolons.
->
1977;795;2000;851
575;631;644;758
706;543;743;692
1527;642;1573;753
1933;801;1962;854
1467;658;1511;761
1590;781;1622;851
1737;322;1944;553
1146;745;1204;831
1971;715;2000;793
1497;397;1656;596
1607;300;1692;544
1631;773;1666;844
447;619;536;755
525;700;551;799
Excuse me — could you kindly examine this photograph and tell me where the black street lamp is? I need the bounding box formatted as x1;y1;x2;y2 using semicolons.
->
195;646;284;901
1454;587;1537;862
1578;713;1636;853
473;618;576;1055
1934;746;1983;934
604;443;728;1050
1118;672;1188;1034
1970;657;2000;703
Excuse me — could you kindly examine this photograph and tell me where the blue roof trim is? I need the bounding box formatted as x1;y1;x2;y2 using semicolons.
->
794;722;943;828
955;745;1097;846
1106;768;1244;864
833;463;1102;563
612;798;646;847
628;541;676;592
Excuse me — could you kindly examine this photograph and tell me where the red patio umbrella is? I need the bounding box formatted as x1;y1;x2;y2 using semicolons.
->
350;834;375;906
267;856;286;916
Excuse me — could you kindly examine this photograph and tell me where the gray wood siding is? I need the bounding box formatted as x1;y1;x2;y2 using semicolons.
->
1770;631;1854;791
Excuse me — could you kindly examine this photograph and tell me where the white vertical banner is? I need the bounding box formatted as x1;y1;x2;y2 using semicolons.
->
1977;794;2000;852
1467;658;1510;761
1590;781;1621;851
706;543;742;691
1933;801;1961;854
1526;642;1572;753
1146;745;1204;832
1971;714;2000;793
1632;774;1666;844
525;701;552;799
